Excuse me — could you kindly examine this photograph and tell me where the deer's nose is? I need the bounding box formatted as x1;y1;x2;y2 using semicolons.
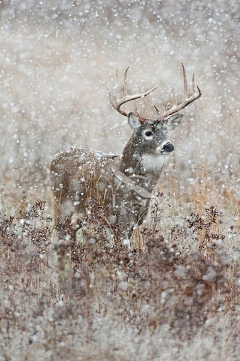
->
162;142;174;153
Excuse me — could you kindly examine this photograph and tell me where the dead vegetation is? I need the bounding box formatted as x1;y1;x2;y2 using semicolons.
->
0;2;240;359
0;200;239;360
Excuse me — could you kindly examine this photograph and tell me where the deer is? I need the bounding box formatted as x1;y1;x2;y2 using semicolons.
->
50;65;201;243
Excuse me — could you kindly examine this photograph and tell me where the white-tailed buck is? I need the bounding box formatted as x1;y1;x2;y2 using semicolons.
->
50;65;201;241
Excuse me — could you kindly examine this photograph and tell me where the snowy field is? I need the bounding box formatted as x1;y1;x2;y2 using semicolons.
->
0;1;240;360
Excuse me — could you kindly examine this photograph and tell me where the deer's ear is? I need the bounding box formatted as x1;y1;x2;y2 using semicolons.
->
128;112;142;130
159;113;183;132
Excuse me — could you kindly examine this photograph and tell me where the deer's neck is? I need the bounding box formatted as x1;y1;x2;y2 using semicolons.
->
119;136;164;189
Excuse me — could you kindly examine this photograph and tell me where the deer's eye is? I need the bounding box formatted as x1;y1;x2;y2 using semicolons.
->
144;130;153;138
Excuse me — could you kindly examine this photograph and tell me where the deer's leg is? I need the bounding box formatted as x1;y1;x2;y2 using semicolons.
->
122;201;149;242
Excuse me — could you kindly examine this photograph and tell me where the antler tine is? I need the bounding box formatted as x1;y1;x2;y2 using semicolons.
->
182;63;188;96
192;73;195;94
158;65;201;119
123;67;129;96
154;105;160;114
109;68;158;117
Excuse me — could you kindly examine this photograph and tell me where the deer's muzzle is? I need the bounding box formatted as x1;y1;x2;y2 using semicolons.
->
158;141;174;154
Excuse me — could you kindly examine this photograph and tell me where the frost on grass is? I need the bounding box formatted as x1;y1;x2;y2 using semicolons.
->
0;1;240;360
0;202;239;360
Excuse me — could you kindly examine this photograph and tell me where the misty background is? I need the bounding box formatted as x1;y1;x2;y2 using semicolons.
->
0;0;239;214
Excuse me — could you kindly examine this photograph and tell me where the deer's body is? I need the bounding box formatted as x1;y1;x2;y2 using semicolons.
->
50;67;201;241
50;115;175;240
51;147;123;239
51;146;154;240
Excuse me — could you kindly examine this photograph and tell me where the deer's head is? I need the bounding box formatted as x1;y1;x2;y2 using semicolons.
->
109;65;201;175
127;112;183;156
109;65;201;154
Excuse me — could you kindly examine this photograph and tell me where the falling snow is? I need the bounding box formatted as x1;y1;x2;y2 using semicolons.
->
0;1;240;360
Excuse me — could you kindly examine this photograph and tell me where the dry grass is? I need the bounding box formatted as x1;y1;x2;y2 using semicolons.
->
0;1;240;359
0;200;239;360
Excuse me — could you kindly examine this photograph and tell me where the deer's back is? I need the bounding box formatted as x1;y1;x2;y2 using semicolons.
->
50;147;121;203
50;147;149;233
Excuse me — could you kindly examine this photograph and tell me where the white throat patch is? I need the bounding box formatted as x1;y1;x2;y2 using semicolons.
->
140;153;165;173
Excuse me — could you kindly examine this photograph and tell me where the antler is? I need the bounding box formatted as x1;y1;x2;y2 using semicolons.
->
108;67;158;117
154;64;201;120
